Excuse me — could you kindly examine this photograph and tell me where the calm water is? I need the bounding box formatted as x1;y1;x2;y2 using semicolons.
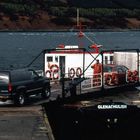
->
0;31;140;70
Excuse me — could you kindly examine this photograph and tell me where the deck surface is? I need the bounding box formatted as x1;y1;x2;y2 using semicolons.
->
0;105;54;140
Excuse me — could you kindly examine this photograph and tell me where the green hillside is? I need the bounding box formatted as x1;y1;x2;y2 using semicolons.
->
0;0;140;30
67;0;140;8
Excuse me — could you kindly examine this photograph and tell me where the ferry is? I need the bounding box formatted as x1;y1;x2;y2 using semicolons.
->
43;37;139;92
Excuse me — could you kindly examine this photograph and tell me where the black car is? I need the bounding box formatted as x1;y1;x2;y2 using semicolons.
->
0;68;51;106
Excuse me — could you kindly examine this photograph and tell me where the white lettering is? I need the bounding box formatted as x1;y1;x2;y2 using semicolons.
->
97;105;127;109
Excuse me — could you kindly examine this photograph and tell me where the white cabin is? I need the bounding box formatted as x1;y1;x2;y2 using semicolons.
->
44;45;114;80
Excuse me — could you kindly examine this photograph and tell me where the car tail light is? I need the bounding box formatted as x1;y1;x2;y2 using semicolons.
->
8;83;12;92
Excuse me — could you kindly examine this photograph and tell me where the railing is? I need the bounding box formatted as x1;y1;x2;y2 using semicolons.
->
81;73;102;90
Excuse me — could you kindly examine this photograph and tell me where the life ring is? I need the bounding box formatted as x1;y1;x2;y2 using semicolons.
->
76;67;82;77
132;70;139;82
105;73;118;86
127;70;134;82
111;73;118;85
105;74;112;85
50;64;59;79
45;70;51;78
53;69;59;79
133;70;138;76
69;68;75;78
50;64;59;70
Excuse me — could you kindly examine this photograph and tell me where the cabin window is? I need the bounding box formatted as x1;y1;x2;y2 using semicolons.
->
55;56;58;62
47;56;53;62
110;56;114;64
105;56;108;64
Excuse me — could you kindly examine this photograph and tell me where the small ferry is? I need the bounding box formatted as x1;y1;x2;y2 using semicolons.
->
43;31;139;93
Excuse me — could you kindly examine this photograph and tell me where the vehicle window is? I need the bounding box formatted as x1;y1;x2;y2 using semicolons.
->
28;70;39;79
116;66;125;73
104;66;113;72
121;66;128;72
0;73;9;84
11;70;31;82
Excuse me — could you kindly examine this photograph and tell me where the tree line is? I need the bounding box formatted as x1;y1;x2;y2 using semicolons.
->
0;1;140;21
49;7;140;18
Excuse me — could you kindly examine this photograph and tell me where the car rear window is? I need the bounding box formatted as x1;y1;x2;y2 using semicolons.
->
103;66;113;72
0;72;9;84
10;70;31;82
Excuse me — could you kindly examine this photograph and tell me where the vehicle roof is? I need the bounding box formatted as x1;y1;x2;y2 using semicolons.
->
104;64;127;67
0;68;31;73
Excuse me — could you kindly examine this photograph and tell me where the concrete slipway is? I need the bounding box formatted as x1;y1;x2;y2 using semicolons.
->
0;105;54;140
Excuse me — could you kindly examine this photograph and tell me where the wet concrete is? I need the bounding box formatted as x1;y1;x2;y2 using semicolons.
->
0;106;53;140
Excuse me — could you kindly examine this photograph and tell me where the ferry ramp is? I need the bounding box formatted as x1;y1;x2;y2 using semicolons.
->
0;105;54;140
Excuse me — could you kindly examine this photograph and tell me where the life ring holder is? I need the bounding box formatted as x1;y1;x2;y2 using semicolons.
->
76;67;82;77
69;68;75;79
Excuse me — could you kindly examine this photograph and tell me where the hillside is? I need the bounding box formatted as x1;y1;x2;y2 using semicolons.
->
0;0;140;30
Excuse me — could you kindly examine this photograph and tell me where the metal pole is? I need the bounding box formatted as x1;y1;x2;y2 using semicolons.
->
83;48;86;78
101;52;104;90
137;49;140;83
26;50;43;67
61;72;65;99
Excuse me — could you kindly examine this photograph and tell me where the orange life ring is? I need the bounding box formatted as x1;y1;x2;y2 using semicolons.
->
45;70;51;78
105;73;118;86
127;70;134;82
105;74;112;85
133;70;138;76
111;73;118;85
76;67;82;77
69;68;75;78
132;70;139;82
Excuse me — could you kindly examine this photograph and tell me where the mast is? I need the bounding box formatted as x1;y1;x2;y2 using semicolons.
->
77;8;80;26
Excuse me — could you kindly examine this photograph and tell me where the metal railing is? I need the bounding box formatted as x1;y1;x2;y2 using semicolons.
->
81;73;102;90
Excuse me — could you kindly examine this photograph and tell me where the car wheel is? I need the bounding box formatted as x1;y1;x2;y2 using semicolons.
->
14;92;25;106
41;87;51;99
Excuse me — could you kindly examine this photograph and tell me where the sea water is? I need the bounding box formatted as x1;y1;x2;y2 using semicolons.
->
0;31;140;70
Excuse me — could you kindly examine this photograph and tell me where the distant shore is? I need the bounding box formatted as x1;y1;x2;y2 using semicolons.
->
0;28;140;32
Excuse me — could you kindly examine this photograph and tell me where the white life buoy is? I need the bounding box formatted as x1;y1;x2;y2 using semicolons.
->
50;64;59;79
53;69;59;79
69;68;75;79
45;70;51;78
50;64;59;70
76;67;82;77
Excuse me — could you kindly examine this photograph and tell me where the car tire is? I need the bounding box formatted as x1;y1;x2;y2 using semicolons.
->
14;92;25;106
41;87;51;99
